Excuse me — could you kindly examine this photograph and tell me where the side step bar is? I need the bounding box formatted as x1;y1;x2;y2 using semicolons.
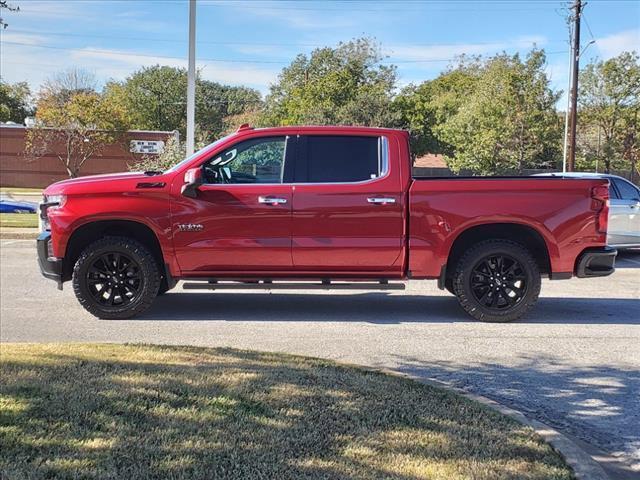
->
182;281;405;291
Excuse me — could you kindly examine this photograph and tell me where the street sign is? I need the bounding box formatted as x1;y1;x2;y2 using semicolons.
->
130;140;165;154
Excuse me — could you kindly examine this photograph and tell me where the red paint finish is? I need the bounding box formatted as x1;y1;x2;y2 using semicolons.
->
42;126;610;284
170;182;293;273
407;177;608;278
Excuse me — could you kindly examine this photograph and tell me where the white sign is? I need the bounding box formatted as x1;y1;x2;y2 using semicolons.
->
130;140;165;154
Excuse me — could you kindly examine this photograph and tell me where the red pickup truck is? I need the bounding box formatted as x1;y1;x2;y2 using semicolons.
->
38;125;616;322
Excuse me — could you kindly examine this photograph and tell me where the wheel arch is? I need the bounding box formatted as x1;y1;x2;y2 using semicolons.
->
62;219;166;283
444;223;552;286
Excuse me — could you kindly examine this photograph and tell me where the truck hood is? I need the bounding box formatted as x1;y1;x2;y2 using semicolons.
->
44;172;170;195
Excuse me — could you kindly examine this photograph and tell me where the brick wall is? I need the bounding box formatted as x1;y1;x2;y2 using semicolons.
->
0;126;174;188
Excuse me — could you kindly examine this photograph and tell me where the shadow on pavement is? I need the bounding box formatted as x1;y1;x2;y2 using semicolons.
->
615;248;640;269
136;292;640;325
394;354;640;475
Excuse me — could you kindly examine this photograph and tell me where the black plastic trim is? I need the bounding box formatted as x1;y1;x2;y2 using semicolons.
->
576;247;617;278
164;263;178;289
37;231;63;289
550;272;572;280
437;264;446;289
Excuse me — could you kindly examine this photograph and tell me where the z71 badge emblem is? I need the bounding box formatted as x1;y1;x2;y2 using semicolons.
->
178;223;204;232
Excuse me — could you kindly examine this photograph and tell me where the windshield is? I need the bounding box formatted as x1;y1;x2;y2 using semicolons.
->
163;133;235;174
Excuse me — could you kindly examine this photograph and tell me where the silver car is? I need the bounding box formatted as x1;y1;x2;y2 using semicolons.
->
535;172;640;248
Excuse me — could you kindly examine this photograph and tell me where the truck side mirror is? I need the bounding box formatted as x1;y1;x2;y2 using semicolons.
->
181;167;203;198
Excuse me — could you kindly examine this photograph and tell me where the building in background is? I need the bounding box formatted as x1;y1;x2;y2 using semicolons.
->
0;125;175;188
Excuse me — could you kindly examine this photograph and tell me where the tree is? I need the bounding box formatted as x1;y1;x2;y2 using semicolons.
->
197;81;262;136
41;67;98;104
393;60;481;158
433;50;561;174
26;90;131;178
0;80;33;123
103;65;262;139
104;66;186;134
1;0;20;29
261;37;398;127
578;51;640;175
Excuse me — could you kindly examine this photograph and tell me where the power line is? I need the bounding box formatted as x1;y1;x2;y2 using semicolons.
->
5;28;568;49
582;11;597;42
1;40;568;65
1;41;289;63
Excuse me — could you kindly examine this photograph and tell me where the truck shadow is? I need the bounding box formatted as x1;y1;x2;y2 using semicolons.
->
615;248;640;269
138;292;640;325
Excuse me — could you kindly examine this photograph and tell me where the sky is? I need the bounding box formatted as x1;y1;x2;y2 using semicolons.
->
1;0;638;106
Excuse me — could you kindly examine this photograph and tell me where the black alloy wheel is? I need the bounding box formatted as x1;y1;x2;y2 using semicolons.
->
452;240;541;322
86;252;143;307
73;236;161;319
469;254;527;310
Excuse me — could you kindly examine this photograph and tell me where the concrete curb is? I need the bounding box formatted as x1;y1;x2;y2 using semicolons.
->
391;371;611;480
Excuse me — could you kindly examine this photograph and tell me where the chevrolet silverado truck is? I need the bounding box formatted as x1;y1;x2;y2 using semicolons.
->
37;125;617;322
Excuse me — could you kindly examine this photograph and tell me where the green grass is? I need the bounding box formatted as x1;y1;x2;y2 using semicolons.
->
0;344;574;480
0;187;42;195
0;213;38;228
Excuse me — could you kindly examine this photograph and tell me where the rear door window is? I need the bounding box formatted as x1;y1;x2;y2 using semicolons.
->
612;178;640;201
298;136;381;183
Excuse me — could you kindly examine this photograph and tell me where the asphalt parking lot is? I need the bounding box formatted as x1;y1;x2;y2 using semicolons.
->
1;240;638;476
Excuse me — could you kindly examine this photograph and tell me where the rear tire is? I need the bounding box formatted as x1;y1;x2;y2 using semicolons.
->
452;240;540;322
72;236;161;319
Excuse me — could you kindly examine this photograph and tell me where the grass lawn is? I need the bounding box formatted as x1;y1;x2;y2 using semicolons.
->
0;187;42;195
0;344;574;480
0;213;38;228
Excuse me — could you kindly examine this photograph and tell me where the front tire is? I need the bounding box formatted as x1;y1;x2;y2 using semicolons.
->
452;240;541;322
72;236;161;319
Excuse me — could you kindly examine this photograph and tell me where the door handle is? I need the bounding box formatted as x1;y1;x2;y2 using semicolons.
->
258;196;287;205
367;197;396;205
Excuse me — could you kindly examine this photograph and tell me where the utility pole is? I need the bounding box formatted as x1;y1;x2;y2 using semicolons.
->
566;0;582;172
186;0;196;156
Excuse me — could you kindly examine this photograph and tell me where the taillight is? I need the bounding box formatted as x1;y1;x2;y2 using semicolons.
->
591;185;609;234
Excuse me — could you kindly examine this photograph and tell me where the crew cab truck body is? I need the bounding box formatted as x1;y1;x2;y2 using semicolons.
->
38;125;616;322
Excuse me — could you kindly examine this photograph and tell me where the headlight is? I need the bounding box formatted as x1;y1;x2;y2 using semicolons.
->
39;194;67;231
45;194;67;208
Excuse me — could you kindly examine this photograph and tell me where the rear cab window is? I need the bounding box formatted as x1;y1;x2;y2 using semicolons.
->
297;135;387;183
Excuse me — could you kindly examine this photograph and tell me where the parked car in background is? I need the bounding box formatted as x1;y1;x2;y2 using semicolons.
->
0;195;38;214
535;173;640;248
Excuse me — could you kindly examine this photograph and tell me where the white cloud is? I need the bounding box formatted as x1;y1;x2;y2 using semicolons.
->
596;29;640;59
71;47;278;92
7;0;81;20
1;40;278;95
385;36;548;69
9;0;172;33
0;31;49;46
212;0;359;30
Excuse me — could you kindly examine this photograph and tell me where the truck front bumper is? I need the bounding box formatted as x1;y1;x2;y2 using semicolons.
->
37;231;63;289
576;246;617;278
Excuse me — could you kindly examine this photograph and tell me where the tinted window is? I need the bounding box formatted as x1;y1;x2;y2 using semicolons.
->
609;182;621;199
203;137;286;184
613;178;640;200
303;136;380;183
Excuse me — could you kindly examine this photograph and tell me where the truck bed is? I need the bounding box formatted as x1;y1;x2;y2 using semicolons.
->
407;176;609;278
